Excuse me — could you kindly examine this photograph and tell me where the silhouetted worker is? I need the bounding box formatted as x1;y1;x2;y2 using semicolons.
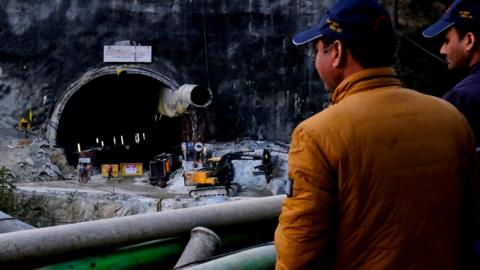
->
78;163;86;183
274;0;477;269
107;164;113;180
86;163;92;182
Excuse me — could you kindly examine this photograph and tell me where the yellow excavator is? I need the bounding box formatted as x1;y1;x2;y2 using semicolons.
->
184;149;273;197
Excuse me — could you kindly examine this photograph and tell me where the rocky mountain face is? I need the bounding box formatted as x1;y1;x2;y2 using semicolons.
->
0;0;454;146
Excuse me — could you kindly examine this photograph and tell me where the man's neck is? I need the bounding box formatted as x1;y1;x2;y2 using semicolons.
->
340;54;364;82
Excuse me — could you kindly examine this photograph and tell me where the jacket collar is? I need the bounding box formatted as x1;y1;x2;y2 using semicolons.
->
331;67;401;104
469;61;480;75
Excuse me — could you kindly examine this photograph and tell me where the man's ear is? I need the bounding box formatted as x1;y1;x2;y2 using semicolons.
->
331;40;344;68
465;32;476;51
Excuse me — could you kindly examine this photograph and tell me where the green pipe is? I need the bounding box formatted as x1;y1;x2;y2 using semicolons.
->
36;223;277;270
180;244;276;270
36;237;188;270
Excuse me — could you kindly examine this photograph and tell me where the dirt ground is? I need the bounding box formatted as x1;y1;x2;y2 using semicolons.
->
14;174;186;200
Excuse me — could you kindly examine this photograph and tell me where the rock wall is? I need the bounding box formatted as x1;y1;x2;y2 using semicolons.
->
0;0;454;143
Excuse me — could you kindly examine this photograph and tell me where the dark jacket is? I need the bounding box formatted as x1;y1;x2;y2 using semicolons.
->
444;62;480;148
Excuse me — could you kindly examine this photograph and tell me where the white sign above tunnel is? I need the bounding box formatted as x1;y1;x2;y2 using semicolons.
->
103;46;152;63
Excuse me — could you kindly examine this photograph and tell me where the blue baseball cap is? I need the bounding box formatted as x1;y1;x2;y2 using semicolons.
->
423;0;480;38
292;0;393;46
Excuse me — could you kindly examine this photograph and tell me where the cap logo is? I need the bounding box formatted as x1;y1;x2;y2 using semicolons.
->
459;10;473;19
326;19;342;33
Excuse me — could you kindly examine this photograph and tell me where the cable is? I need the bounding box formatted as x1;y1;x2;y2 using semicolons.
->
201;0;212;90
390;1;446;65
400;34;447;65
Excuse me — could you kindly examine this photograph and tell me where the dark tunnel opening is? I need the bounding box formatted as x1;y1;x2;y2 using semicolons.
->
56;73;182;168
190;85;211;106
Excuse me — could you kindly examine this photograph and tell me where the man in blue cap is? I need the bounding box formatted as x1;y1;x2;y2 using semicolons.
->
424;0;480;151
424;0;480;266
274;0;477;269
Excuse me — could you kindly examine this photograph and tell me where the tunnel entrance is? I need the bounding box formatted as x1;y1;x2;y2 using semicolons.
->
54;69;182;167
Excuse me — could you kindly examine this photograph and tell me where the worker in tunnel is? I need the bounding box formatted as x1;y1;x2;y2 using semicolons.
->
274;0;477;269
78;163;87;183
107;164;113;180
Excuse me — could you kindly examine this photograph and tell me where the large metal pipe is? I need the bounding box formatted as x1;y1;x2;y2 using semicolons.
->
158;84;213;117
0;195;284;267
174;227;222;268
181;243;276;270
0;211;35;233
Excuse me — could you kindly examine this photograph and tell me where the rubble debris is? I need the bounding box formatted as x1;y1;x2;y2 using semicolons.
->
0;134;75;182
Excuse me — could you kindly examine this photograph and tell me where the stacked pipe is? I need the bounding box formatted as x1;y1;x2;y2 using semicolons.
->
0;195;284;268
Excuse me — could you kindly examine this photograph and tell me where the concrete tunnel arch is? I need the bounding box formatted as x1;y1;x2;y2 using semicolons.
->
47;65;184;166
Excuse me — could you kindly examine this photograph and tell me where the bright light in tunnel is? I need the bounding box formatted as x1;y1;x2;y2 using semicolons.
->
77;143;81;152
120;135;124;146
113;136;116;145
135;133;140;144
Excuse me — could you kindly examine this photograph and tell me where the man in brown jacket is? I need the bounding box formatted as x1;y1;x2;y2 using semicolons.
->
274;0;477;269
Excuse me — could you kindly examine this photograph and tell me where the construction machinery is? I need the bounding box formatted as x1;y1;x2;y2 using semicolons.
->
148;148;275;197
149;153;182;187
185;149;274;197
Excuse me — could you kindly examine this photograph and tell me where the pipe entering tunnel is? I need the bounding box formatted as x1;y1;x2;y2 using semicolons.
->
53;68;184;167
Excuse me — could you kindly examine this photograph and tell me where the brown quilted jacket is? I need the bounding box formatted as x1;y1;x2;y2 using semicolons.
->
275;67;477;270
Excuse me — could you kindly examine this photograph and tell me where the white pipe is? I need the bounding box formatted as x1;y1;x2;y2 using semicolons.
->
158;84;213;117
0;195;284;267
0;211;35;233
174;227;222;268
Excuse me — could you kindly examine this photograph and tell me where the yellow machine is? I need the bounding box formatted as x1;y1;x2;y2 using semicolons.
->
184;157;220;185
184;150;273;197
